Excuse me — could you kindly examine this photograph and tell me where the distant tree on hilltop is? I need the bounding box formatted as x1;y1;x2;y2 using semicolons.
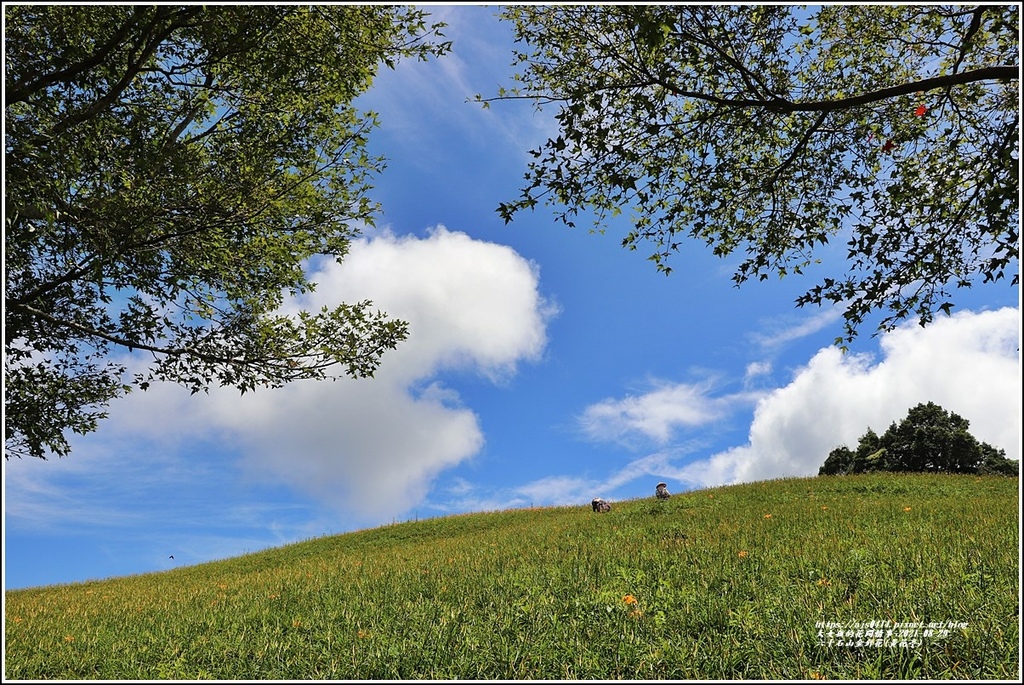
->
819;402;1018;476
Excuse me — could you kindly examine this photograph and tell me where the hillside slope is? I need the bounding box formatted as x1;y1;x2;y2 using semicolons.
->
4;473;1020;679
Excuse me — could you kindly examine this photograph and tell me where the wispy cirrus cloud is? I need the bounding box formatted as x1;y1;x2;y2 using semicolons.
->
749;308;844;350
356;6;556;164
577;379;763;447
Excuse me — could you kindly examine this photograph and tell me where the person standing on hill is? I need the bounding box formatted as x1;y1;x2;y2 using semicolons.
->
655;482;671;499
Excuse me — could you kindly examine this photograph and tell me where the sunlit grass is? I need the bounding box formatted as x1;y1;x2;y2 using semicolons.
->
5;473;1019;679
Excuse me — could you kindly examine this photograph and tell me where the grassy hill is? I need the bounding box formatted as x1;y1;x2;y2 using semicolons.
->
4;473;1019;679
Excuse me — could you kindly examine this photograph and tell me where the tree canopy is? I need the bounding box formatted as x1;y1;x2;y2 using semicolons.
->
818;402;1018;476
4;5;450;459
485;5;1019;346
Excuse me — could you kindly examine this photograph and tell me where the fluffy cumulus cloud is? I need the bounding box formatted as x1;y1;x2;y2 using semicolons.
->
679;307;1021;487
295;226;552;382
206;226;554;522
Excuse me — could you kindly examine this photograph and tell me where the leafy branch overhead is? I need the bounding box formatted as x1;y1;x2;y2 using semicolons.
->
4;5;451;459
484;5;1018;345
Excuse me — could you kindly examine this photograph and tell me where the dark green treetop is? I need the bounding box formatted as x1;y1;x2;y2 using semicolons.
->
818;402;1017;476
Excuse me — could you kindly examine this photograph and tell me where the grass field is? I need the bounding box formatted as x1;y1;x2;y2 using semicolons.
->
4;473;1020;679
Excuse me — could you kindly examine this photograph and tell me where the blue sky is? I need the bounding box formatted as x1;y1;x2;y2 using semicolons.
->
3;5;1020;590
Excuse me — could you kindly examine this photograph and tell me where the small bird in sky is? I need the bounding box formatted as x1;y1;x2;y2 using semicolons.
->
169;555;174;560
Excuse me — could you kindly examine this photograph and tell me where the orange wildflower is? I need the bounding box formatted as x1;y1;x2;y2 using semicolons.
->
738;550;748;558
903;507;912;512
764;514;772;519
622;594;638;605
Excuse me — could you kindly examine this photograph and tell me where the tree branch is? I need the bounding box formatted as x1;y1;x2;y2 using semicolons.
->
4;7;149;107
162;70;215;150
482;65;1016;115
50;7;203;135
952;6;988;76
769;111;830;187
658;65;1018;113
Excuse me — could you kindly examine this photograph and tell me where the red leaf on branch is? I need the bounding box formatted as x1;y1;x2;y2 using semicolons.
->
881;140;896;153
914;104;927;116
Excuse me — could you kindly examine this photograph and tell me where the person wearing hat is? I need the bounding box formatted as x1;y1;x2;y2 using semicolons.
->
655;482;670;499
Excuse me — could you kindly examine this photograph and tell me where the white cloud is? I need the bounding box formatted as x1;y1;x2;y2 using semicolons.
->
677;307;1021;487
750;308;844;349
356;6;556;163
744;361;772;383
208;375;485;521
206;226;553;522
297;226;554;382
578;379;761;446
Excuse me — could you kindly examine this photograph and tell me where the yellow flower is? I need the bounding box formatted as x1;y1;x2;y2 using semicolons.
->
629;609;643;619
903;507;912;512
292;619;303;628
817;578;830;586
622;594;638;605
821;506;827;510
63;635;74;643
738;550;748;558
357;629;371;639
763;514;772;519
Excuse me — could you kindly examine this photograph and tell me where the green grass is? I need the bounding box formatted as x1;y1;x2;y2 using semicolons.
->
5;473;1019;679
